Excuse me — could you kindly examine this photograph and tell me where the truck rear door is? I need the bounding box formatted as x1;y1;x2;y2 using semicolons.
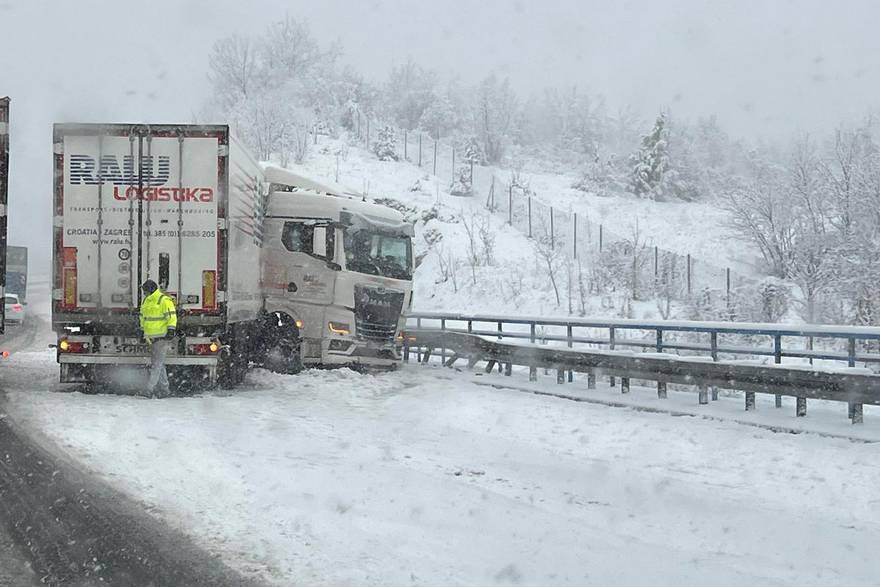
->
57;125;226;318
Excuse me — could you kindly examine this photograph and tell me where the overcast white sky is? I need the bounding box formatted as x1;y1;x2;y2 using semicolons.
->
2;0;880;266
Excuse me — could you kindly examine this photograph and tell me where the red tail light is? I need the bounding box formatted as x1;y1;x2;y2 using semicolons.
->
189;341;220;355
58;339;89;353
11;304;22;312
61;247;78;310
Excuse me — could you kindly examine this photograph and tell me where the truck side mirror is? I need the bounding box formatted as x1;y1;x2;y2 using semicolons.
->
326;261;341;271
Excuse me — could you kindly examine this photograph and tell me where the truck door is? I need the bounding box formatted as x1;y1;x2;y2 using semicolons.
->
61;128;220;314
133;133;220;313
279;220;335;307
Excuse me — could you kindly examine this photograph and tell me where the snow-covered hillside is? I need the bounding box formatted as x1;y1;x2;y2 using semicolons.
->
293;136;760;320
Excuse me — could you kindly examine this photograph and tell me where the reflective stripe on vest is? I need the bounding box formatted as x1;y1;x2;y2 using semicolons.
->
140;291;177;337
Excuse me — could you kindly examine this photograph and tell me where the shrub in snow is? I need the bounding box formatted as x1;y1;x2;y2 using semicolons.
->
572;155;627;196
450;165;473;196
463;136;484;165
373;125;399;161
756;277;791;322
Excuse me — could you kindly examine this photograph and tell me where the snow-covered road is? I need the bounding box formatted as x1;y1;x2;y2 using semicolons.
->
3;350;880;586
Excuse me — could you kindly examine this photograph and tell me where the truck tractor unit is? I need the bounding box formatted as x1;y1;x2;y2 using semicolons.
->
52;123;413;387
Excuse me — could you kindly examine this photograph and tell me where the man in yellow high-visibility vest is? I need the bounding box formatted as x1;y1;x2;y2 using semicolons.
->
139;279;177;397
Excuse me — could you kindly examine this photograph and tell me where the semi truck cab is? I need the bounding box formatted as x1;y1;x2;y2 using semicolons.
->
261;166;414;368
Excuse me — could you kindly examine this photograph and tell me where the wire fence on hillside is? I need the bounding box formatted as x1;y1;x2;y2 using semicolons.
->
338;117;760;313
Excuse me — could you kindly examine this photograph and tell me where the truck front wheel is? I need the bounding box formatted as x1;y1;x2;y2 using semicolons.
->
258;313;303;375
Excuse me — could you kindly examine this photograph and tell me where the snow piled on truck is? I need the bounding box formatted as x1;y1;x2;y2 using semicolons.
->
4;367;880;586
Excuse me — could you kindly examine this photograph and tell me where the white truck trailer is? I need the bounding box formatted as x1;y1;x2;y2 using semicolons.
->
52;123;413;387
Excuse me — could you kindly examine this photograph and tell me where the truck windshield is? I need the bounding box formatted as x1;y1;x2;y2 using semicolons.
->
344;230;412;280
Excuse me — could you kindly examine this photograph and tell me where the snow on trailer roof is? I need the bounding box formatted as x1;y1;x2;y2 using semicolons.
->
261;164;361;198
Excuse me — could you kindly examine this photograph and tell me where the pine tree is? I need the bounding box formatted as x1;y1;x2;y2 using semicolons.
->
463;136;483;165
450;165;473;196
373;125;399;161
630;113;671;199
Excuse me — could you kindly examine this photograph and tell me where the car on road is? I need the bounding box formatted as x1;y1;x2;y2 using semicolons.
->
4;293;25;325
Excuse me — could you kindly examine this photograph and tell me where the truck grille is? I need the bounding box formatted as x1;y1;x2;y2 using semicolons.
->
354;285;404;343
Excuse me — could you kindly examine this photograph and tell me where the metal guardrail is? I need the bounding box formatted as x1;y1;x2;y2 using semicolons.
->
403;313;880;424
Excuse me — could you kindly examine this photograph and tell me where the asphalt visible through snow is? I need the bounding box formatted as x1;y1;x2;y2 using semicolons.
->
0;316;257;586
0;414;264;586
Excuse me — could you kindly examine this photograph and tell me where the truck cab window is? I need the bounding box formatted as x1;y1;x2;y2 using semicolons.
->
326;227;336;261
281;222;314;254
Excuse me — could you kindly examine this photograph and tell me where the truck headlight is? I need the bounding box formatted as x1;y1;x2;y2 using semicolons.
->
328;321;351;335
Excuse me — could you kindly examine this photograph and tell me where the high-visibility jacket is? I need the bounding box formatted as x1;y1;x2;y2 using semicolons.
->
140;289;177;339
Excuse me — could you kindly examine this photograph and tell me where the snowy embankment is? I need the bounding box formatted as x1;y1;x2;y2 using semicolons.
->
4;352;879;586
294;137;759;320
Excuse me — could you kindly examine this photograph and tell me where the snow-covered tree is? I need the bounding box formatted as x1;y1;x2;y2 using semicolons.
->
471;73;519;164
630;114;671;198
462;136;483;165
373;125;399;161
450;165;473;196
385;59;437;130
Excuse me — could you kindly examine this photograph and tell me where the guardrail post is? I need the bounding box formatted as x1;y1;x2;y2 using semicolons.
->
846;337;858;418
587;371;596;389
497;321;503;340
609;326;616;387
745;392;756;411
657;381;667;399
416;317;422;362
529;322;537;381
557;369;564;384
504;362;512;376
852;403;864;424
621;377;630;394
656;329;667;398
467;320;473;334
774;334;782;408
710;332;719;401
440;318;446;366
796;396;807;417
698;384;708;405
567;325;574;382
